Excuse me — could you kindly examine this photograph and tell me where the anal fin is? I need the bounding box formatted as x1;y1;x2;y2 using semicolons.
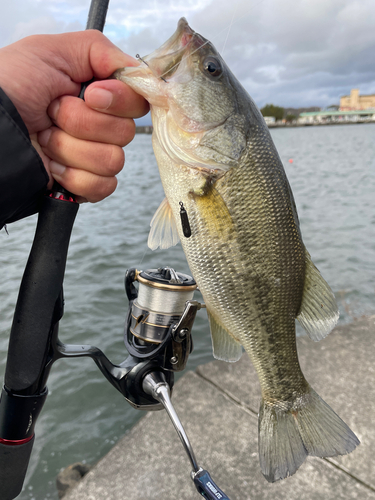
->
297;250;339;341
148;198;180;250
207;310;242;362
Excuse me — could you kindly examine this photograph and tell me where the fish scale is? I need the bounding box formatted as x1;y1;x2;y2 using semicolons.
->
180;142;305;398
116;16;359;483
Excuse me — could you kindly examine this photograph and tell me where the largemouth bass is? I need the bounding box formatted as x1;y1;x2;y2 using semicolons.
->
115;18;359;482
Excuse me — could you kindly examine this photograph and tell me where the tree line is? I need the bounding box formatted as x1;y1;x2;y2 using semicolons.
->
260;104;296;122
260;104;321;122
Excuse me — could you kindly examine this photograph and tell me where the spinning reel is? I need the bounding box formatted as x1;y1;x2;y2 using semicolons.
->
57;265;229;499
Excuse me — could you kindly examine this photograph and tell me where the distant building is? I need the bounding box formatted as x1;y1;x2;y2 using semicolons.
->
340;89;375;110
263;116;276;124
135;125;153;134
298;109;375;125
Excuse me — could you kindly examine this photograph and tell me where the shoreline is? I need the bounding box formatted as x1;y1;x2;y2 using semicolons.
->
136;120;375;134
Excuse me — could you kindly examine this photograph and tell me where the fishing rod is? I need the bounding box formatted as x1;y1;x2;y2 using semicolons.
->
0;1;232;498
0;1;109;498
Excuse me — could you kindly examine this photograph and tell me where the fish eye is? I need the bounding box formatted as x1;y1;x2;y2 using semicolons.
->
203;57;222;77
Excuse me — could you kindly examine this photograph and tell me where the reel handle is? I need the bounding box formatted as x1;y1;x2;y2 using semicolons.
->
142;373;232;500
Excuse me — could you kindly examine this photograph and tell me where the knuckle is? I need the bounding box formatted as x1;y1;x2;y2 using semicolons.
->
104;145;124;175
89;177;118;203
54;104;69;131
108;119;136;147
64;169;118;203
49;127;64;150
58;100;88;136
123;119;136;144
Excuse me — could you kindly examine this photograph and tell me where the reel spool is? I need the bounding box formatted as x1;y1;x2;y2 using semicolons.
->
129;268;197;346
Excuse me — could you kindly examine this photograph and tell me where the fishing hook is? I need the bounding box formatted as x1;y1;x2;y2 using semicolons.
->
136;53;168;83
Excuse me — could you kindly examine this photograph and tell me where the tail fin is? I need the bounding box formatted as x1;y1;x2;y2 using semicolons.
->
258;386;359;482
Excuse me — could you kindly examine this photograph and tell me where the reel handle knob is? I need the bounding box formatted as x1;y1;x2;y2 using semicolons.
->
192;468;231;500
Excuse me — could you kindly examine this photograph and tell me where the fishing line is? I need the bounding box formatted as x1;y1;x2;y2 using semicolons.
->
157;0;268;81
138;245;149;267
136;283;194;313
221;0;239;56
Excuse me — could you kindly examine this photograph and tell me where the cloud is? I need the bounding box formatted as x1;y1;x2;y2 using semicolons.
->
0;1;85;46
1;0;374;109
9;16;82;43
188;0;375;104
106;0;212;32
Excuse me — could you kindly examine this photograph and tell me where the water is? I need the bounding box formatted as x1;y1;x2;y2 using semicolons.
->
0;123;374;499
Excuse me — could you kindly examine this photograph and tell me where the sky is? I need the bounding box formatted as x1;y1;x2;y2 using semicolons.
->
1;0;374;125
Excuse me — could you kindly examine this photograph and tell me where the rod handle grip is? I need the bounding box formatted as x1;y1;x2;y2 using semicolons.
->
0;436;35;500
5;197;78;393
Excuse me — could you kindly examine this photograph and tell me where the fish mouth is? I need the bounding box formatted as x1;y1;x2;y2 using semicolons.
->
114;18;206;89
114;18;209;113
145;18;192;79
141;18;206;81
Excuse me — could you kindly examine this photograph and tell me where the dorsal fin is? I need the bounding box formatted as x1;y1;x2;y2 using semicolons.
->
207;310;243;362
297;250;339;341
148;198;180;250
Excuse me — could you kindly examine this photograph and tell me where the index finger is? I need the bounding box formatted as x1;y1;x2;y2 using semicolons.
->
84;79;149;118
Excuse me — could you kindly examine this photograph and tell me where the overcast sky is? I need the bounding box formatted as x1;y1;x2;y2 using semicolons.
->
1;0;374;125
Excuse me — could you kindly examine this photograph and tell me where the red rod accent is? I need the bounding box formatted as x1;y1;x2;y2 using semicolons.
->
48;192;76;202
0;435;34;446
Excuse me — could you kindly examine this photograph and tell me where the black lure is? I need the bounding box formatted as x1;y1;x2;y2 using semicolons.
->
179;202;191;238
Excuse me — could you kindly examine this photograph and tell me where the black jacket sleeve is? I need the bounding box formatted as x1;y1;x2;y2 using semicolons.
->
0;87;49;229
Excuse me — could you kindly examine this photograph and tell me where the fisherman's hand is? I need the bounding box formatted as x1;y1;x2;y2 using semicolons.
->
0;31;149;202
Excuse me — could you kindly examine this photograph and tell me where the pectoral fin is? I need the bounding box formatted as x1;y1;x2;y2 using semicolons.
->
297;250;339;341
207;310;243;362
148;198;180;250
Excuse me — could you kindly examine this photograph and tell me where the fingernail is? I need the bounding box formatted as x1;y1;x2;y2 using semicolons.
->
87;88;113;110
38;129;52;147
50;161;66;177
48;100;60;121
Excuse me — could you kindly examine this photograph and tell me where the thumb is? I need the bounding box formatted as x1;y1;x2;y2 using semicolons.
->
0;31;139;134
46;30;139;83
